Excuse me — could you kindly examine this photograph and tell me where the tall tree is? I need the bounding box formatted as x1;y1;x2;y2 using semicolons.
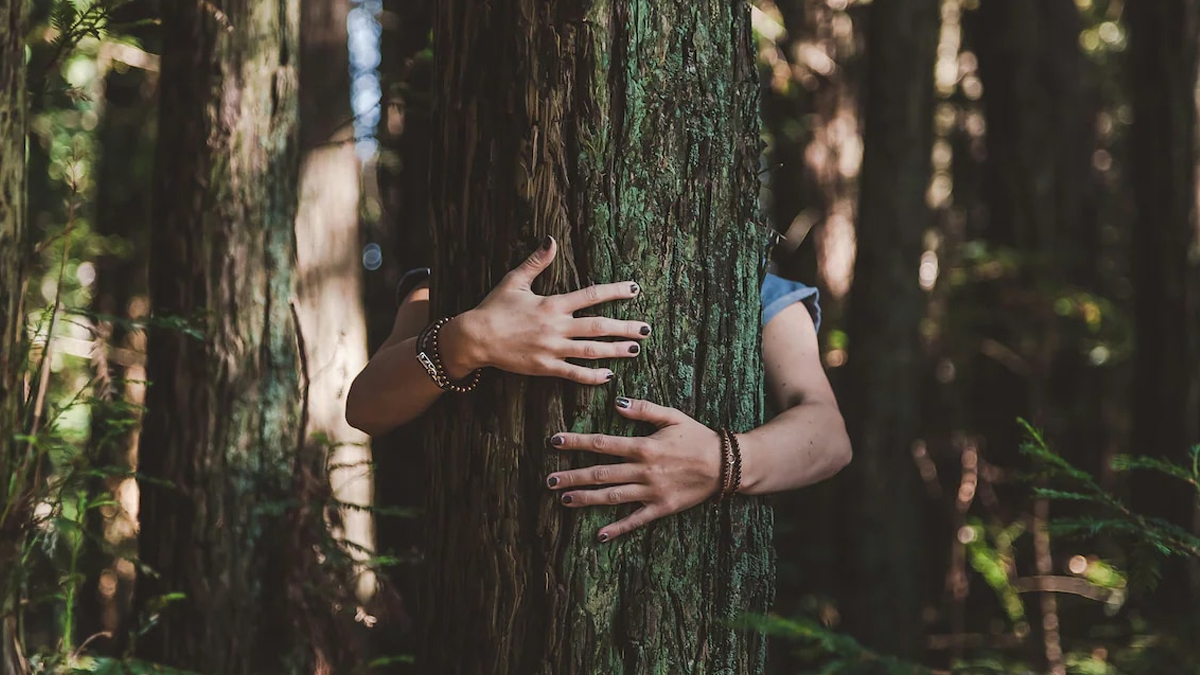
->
842;0;938;660
1125;0;1200;612
423;1;772;673
295;0;373;603
135;0;306;671
80;0;158;652
0;1;30;674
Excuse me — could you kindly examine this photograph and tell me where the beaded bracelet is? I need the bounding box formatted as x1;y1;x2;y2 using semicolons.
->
416;316;483;393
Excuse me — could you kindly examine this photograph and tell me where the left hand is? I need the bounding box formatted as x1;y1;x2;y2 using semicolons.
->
546;397;723;542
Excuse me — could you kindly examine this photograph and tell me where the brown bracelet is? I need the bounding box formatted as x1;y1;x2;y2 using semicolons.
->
416;316;483;393
713;428;743;502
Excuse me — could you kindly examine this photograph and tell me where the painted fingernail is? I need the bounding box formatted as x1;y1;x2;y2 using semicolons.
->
547;476;559;488
630;282;640;295
639;325;651;336
550;434;565;446
616;397;631;409
597;532;609;543
541;235;553;250
605;370;614;382
628;344;640;355
561;494;573;505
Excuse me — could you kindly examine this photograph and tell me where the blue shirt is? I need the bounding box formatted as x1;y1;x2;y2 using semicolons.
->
397;267;821;330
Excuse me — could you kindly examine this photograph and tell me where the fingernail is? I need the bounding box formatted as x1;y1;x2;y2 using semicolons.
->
597;532;609;543
639;325;651;336
561;494;573;505
541;235;553;250
547;476;559;488
628;344;640;355
605;370;614;382
550;434;565;446
616;397;631;409
630;282;640;295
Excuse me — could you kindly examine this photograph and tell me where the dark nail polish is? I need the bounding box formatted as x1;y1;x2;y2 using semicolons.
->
616;397;631;409
630;282;640;295
547;476;559;488
561;494;573;505
550;434;565;446
598;532;609;543
639;325;651;336
541;235;553;250
605;370;614;381
628;344;640;355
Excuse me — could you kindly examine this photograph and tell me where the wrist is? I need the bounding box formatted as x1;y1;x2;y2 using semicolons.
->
732;431;762;495
438;310;488;379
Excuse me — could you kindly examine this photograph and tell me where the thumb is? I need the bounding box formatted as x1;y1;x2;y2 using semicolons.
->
504;235;556;289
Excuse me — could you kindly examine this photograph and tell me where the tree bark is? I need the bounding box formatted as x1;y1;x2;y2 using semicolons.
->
136;0;306;672
842;0;938;661
1125;0;1200;612
1;0;30;673
423;1;772;673
80;1;157;653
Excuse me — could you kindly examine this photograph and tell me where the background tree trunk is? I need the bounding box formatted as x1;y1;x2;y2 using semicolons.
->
1125;0;1200;615
135;0;306;671
79;0;158;653
1;0;30;673
842;0;938;661
424;1;772;673
295;0;374;605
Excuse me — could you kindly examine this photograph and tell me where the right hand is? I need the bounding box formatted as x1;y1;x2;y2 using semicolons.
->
441;236;650;385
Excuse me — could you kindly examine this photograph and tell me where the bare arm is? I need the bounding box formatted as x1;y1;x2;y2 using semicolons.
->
545;298;851;541
345;237;653;436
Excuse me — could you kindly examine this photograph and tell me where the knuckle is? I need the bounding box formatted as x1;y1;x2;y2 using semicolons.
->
589;317;606;335
591;435;608;452
582;343;600;359
584;285;601;302
591;466;610;483
607;489;624;504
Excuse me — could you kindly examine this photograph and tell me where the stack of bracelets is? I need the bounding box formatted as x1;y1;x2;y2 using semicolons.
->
713;427;743;501
416;316;483;393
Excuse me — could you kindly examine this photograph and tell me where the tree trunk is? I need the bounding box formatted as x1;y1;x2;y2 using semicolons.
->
370;0;433;666
424;1;772;673
80;1;157;653
135;0;305;672
296;0;374;604
842;0;938;661
1126;0;1200;613
1;0;30;673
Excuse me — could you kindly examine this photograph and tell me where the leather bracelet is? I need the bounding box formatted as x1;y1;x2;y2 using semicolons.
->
416;316;483;393
727;430;744;497
713;429;732;503
713;427;743;501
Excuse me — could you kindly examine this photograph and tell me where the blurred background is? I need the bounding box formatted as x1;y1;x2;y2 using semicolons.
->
4;0;1199;674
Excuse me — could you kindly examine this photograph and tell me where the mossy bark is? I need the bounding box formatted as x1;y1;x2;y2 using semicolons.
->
1;0;29;673
135;0;305;672
424;1;772;673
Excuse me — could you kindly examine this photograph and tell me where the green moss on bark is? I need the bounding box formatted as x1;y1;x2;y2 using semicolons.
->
425;1;772;673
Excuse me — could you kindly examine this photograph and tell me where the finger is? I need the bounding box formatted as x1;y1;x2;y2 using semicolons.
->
541;361;614;386
597;504;665;543
567;316;652;340
549;432;643;458
614;397;685;428
555;281;640;312
558;484;654;508
560;340;642;361
546;463;644;490
502;235;557;289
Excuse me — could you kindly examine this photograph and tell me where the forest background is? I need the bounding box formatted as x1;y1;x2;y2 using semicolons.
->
1;0;1199;674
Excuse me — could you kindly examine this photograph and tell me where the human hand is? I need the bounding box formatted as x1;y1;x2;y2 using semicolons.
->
545;397;724;542
440;236;651;384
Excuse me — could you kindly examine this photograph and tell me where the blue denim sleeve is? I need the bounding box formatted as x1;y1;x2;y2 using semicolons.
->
761;272;821;331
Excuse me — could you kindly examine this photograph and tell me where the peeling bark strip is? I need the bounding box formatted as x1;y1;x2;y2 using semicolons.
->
137;0;305;672
425;2;771;674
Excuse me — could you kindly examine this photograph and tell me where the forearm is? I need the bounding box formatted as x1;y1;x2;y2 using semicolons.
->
345;314;482;436
736;401;852;496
